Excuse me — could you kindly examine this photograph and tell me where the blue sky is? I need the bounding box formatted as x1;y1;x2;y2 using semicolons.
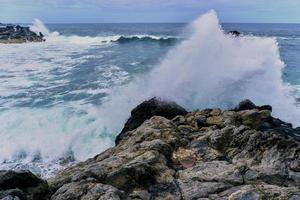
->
0;0;300;23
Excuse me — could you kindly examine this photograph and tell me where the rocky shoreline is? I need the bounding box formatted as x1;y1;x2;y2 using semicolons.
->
1;98;300;199
0;23;45;44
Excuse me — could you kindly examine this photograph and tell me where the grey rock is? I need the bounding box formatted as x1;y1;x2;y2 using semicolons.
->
3;99;300;199
50;180;125;200
0;170;49;200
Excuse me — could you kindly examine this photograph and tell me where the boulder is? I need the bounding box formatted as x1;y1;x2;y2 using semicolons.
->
234;99;272;112
116;97;188;145
0;170;49;200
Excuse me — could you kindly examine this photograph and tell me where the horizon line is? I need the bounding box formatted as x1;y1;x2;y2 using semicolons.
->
3;21;300;25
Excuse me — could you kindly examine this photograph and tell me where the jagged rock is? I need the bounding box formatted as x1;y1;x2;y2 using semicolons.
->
0;23;44;44
0;170;49;200
3;99;300;199
116;97;188;145
44;99;300;199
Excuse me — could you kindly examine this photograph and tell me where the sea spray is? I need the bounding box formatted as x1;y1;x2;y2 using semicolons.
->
113;10;300;124
1;11;300;177
29;19;178;45
30;19;59;37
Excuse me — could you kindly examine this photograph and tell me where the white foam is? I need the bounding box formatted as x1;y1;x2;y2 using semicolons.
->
0;106;114;174
102;10;300;126
1;11;300;177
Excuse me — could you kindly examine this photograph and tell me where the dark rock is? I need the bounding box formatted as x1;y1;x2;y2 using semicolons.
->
0;23;45;44
234;99;272;112
196;115;207;127
0;189;26;200
0;170;43;190
234;99;257;111
259;104;273;111
0;170;49;200
116;97;187;145
228;30;241;36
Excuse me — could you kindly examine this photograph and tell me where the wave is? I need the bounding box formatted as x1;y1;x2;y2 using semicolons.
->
1;11;300;177
114;35;179;44
28;19;179;45
103;10;300;126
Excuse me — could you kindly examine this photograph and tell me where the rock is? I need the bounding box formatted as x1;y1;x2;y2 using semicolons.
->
235;99;257;111
4;99;300;199
0;170;49;200
228;30;241;36
116;97;188;145
234;99;272;112
0;23;44;44
206;115;224;127
195;115;207;127
172;148;197;168
50;180;126;200
290;158;300;172
239;109;272;129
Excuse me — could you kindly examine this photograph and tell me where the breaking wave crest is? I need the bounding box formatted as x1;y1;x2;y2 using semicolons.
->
114;35;179;44
103;10;300;126
29;19;178;45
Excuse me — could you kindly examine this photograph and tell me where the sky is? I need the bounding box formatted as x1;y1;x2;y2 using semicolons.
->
0;0;300;23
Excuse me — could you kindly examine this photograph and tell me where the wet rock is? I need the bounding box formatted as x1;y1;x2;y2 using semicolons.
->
0;24;44;44
0;170;49;200
116;97;187;145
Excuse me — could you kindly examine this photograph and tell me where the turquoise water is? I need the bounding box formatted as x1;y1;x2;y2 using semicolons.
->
1;23;300;108
0;13;300;176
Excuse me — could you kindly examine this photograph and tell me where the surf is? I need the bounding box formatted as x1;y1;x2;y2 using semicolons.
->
0;10;299;178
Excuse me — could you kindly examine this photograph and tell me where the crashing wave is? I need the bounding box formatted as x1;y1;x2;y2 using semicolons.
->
29;19;179;45
1;10;300;178
113;35;179;44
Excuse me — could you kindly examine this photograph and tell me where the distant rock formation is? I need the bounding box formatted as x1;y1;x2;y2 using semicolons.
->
0;23;45;44
1;99;300;199
228;30;241;36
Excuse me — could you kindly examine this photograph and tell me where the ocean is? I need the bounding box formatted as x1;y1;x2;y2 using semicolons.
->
0;11;300;177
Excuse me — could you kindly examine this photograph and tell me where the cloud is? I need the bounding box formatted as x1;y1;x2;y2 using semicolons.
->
0;0;299;23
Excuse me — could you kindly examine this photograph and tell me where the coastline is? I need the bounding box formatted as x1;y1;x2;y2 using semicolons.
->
1;98;300;199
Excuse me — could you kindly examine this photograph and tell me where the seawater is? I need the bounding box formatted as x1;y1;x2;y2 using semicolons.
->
0;11;300;177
